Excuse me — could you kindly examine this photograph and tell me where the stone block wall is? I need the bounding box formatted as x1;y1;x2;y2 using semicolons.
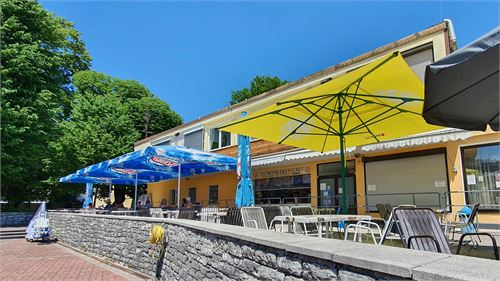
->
48;212;500;281
0;212;34;227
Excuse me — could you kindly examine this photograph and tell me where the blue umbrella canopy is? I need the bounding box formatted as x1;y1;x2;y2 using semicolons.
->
109;146;237;176
59;172;150;185
76;159;175;183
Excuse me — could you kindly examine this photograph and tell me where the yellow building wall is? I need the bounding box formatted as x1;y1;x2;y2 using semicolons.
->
146;131;499;223
148;171;238;208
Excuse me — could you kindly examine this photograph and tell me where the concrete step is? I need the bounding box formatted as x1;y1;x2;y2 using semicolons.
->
0;233;25;239
0;227;26;239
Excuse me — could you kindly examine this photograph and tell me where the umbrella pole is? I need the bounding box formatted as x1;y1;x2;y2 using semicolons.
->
134;174;138;210
177;163;181;209
109;182;112;200
339;137;347;214
338;103;348;214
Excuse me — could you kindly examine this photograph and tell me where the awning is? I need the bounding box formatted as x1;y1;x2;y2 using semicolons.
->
252;129;472;166
360;128;472;151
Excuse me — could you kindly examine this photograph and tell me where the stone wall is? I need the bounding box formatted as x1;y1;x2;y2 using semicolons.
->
48;212;500;281
0;212;34;227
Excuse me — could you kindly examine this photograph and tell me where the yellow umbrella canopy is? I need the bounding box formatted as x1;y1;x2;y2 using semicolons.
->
221;52;441;152
220;51;442;213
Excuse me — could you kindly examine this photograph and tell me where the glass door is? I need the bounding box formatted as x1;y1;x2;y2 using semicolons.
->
318;177;336;208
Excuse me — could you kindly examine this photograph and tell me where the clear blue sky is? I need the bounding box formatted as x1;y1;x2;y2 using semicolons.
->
41;1;499;123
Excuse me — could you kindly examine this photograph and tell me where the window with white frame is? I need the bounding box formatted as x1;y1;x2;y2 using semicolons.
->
210;129;231;150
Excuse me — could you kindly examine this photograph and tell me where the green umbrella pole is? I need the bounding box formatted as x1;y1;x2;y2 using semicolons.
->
337;104;348;214
339;137;347;214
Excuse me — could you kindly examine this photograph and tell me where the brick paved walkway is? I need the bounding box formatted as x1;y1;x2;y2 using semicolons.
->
0;238;145;281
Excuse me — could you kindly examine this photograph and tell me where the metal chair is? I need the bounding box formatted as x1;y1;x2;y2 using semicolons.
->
392;206;498;260
290;206;321;237
149;208;163;218
241;207;268;229
199;207;218;223
177;208;198;220
223;207;243;226
394;207;452;254
376;204;390;221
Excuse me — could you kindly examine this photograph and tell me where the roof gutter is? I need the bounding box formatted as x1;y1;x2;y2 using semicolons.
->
444;19;457;52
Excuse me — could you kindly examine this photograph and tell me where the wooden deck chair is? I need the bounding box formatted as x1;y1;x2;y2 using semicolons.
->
241;207;268;229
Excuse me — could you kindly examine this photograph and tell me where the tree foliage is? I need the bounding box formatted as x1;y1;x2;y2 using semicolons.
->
1;0;91;206
45;71;182;202
230;75;288;105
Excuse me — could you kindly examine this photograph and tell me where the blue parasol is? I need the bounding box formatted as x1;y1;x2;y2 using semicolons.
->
235;112;255;207
109;146;237;208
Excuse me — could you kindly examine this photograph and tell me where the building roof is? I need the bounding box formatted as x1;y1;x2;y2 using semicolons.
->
135;21;452;147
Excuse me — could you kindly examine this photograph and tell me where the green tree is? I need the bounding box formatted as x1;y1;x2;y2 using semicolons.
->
1;0;91;207
230;75;288;105
45;71;182;203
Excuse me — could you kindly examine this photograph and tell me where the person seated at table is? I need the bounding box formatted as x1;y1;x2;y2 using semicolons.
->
137;201;142;209
87;203;93;209
185;197;193;208
144;199;152;209
160;199;167;209
104;199;113;210
181;198;187;208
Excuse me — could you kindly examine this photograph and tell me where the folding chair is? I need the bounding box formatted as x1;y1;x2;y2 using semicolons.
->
241;207;268;230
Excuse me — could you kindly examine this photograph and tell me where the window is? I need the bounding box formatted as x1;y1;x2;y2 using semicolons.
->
462;143;500;210
153;139;171;146
184;129;203;150
209;185;218;204
188;187;197;204
403;44;434;81
254;174;311;205
210;129;231;150
169;189;177;205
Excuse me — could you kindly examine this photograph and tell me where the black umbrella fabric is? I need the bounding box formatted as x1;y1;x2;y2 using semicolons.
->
423;26;499;131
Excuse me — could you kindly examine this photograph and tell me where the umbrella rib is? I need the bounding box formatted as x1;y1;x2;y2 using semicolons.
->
339;93;380;142
349;110;404;135
298;103;340;135
342;79;363;130
320;94;341;152
277;112;334;134
278;95;337;144
345;100;406;134
346;93;424;102
353;96;422;115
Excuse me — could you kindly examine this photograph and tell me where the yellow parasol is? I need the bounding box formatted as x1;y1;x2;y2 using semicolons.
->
220;51;442;213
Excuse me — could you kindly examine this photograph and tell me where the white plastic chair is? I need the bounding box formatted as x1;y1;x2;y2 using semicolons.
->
241;207;268;230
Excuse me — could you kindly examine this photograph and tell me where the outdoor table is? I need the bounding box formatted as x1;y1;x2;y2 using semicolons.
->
273;214;372;238
110;210;138;216
198;212;227;223
162;210;180;218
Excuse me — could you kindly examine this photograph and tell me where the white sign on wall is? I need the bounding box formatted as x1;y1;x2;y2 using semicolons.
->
467;175;477;185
